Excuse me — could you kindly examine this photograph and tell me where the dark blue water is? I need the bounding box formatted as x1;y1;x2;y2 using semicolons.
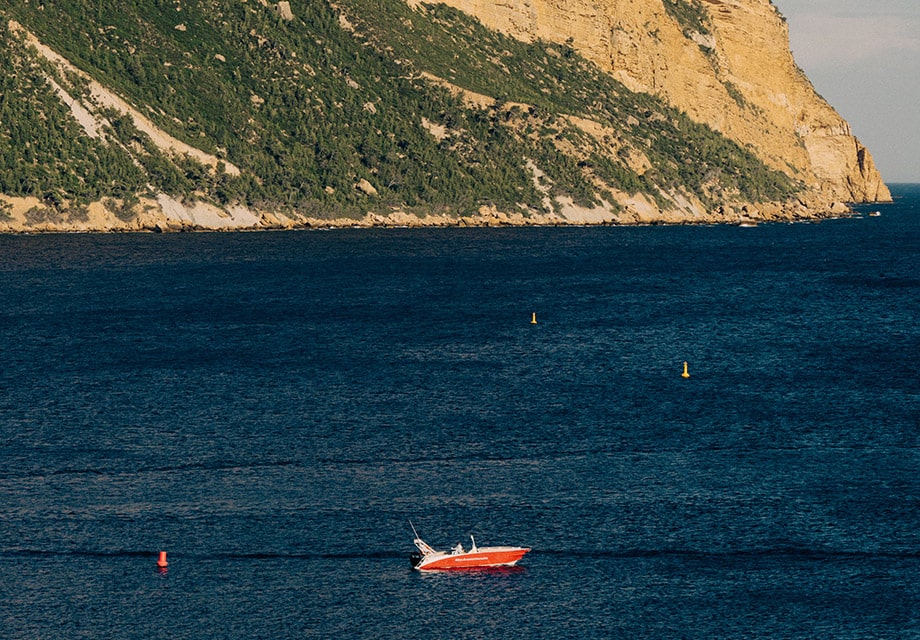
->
2;186;919;639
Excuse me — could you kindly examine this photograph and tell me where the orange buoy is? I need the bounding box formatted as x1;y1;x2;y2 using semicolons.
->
157;551;169;568
531;312;537;325
682;361;690;379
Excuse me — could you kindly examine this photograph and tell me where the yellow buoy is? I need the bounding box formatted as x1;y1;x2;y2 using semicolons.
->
682;361;690;378
531;312;537;325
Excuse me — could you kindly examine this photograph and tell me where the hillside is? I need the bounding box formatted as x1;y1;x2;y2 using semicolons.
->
0;0;890;231
435;0;890;203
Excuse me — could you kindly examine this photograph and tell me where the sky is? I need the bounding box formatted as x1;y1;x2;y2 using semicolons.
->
770;0;920;183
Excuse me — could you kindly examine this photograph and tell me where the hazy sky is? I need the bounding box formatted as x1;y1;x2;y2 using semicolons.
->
771;0;919;183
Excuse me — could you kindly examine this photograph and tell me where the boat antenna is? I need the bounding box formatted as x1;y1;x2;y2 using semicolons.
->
409;520;421;539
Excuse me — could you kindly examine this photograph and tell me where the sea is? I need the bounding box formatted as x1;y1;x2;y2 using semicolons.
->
1;185;919;639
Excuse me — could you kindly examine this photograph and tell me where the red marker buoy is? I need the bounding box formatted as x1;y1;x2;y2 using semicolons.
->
157;551;169;568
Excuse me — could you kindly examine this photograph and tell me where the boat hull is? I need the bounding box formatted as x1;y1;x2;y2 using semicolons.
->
412;546;530;571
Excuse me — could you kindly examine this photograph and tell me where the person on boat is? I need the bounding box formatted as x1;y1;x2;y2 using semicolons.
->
453;543;464;554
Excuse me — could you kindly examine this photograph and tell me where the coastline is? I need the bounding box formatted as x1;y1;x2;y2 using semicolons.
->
0;190;869;234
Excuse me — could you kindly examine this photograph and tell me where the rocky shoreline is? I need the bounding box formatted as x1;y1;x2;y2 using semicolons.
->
0;191;863;234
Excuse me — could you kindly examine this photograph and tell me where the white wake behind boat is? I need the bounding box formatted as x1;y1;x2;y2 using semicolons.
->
410;524;530;571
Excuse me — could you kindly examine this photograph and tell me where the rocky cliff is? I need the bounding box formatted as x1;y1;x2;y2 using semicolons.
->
415;0;890;204
0;0;890;233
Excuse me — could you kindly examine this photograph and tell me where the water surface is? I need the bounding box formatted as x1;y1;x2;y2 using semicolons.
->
2;186;919;638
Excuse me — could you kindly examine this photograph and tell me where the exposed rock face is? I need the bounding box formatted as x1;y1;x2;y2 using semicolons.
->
355;178;379;196
419;0;890;203
276;1;294;21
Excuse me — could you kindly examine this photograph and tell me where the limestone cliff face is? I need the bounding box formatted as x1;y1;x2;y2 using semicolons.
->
421;0;890;203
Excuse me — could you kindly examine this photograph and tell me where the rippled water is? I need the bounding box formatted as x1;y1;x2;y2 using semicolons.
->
2;186;919;638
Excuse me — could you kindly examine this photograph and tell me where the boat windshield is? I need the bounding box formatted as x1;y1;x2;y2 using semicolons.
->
414;538;436;555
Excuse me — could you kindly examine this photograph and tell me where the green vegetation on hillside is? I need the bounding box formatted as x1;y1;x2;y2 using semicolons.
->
662;0;711;36
1;0;799;220
0;22;147;207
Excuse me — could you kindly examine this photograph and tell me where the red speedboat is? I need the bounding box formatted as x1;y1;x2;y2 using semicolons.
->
410;525;530;571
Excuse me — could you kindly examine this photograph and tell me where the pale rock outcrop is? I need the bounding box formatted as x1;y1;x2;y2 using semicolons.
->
355;178;379;196
276;1;295;21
